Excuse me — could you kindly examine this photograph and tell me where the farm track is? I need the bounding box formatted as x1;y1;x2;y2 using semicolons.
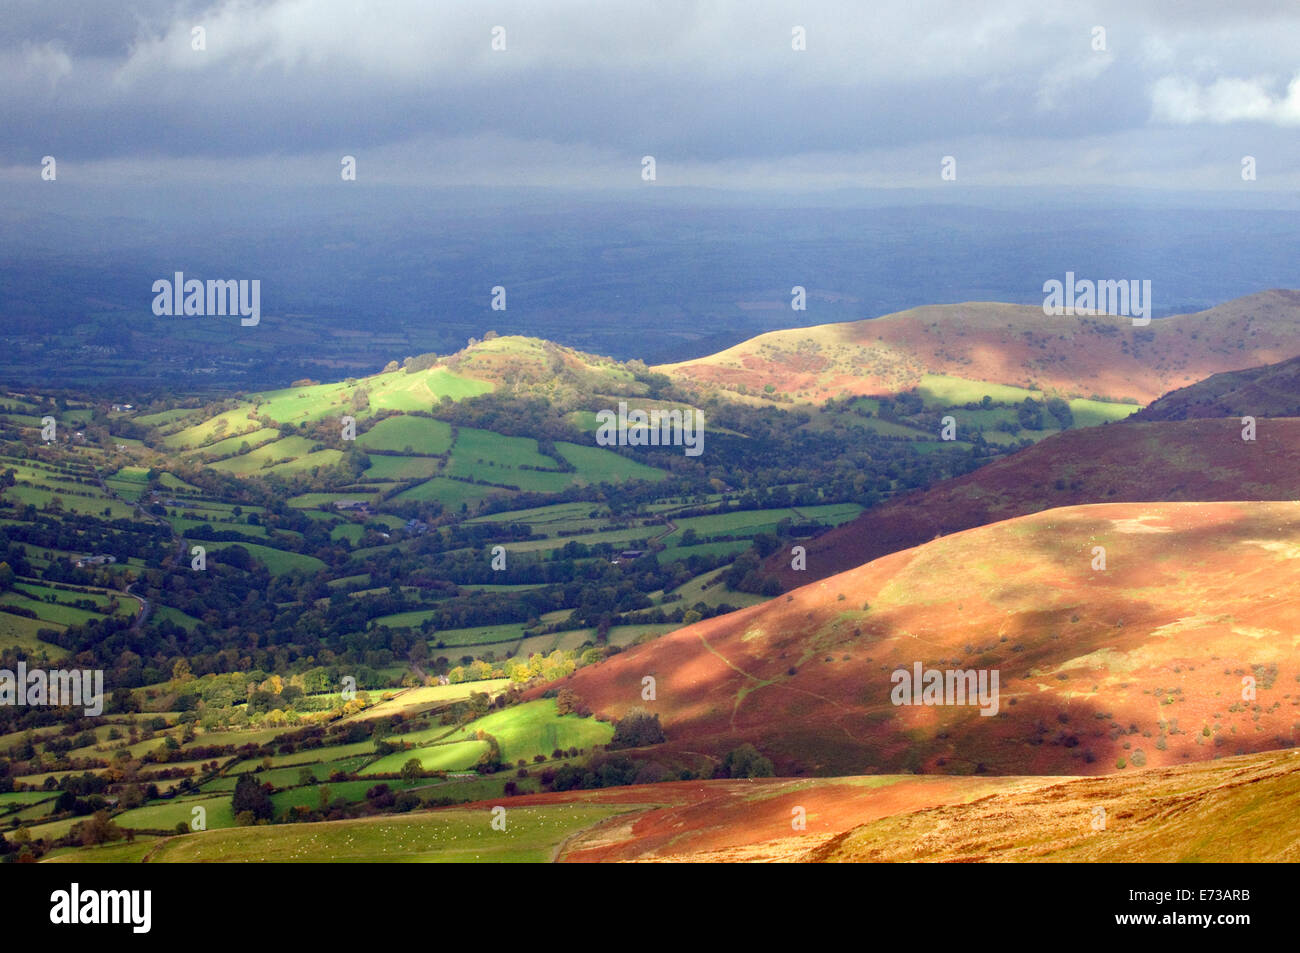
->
650;519;676;543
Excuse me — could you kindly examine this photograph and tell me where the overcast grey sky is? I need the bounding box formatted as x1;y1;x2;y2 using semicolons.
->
3;0;1300;190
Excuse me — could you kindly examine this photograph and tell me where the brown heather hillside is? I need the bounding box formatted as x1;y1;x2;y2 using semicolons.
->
766;417;1300;588
535;501;1300;777
657;290;1300;404
1136;352;1300;421
545;774;1053;862
808;748;1300;863
455;747;1300;861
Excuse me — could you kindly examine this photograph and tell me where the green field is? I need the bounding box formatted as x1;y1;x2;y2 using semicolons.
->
503;525;651;554
169;516;270;539
186;428;281;459
427;622;529;647
206;436;327;474
1069;397;1141;427
467;501;606;526
205;757;373;792
391;478;511;508
357;416;453;454
657;539;752;560
150;605;204;630
337;681;511;721
250;367;492;425
664;503;862;544
115;794;237;832
362;739;489;775
368;607;438;628
139;803;637;862
554;441;665;484
330;523;364;543
269;778;429;814
0;591;116;627
665;568;768;610
916;373;1044;407
0;611;61;653
363;454;443;481
201;541;326;576
134;407;201;427
445;428;572;492
14;582;124;611
43;838;161;864
914;374;1139;429
441;699;614;763
1;484;137;519
162;409;262;450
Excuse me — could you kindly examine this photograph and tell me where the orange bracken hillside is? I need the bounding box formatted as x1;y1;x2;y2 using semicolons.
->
537;501;1300;777
765;417;1300;588
810;748;1300;863
658;290;1300;404
441;748;1300;862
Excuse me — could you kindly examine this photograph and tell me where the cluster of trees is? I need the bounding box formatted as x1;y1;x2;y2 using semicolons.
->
541;753;682;791
610;708;665;748
232;773;274;824
714;744;774;779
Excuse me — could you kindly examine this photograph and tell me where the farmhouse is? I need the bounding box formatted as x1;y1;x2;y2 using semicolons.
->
75;554;117;568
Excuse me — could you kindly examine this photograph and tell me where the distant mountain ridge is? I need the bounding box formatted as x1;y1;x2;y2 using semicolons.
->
657;290;1300;405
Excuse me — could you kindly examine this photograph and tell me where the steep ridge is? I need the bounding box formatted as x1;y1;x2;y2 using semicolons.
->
1136;352;1300;421
540;501;1300;777
765;417;1300;588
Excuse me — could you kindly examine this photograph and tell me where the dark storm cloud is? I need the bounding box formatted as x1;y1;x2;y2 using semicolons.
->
2;1;1299;188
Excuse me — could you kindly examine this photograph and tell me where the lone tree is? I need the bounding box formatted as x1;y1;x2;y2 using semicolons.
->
78;810;123;847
